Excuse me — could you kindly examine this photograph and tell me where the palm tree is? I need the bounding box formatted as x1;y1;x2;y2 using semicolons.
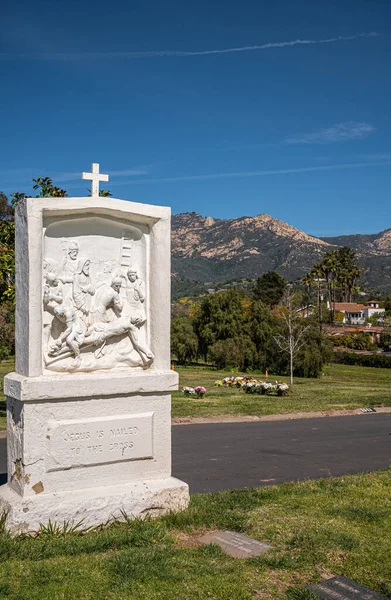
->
311;263;324;330
321;250;338;322
335;247;360;302
301;272;314;317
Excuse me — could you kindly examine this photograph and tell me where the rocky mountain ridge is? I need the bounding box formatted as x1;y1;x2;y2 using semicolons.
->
171;212;391;291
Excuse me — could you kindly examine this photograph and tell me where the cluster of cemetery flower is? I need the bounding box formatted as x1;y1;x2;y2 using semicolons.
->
182;385;207;398
216;376;290;396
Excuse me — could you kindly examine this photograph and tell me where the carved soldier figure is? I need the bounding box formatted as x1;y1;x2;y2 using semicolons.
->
126;267;146;325
59;240;80;301
89;276;123;324
48;303;86;369
43;271;63;352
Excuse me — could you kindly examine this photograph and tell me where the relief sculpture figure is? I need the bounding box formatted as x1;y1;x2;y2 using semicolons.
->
126;267;146;325
89;276;123;324
48;303;86;369
43;271;63;352
59;240;79;301
85;315;154;364
43;237;153;372
72;258;95;318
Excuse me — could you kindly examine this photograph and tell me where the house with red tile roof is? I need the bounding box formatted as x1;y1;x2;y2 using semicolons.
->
330;302;385;324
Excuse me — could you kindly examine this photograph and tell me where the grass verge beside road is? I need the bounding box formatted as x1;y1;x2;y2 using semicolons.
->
0;470;389;599
172;363;391;419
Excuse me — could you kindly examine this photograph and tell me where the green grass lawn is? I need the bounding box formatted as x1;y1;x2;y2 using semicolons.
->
172;363;391;419
0;470;390;599
1;360;391;427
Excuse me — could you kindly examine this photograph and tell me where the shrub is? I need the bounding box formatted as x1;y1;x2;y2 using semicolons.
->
332;332;376;351
0;304;15;360
334;352;391;368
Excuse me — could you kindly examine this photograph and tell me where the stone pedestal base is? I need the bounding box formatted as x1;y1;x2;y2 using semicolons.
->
2;371;189;534
0;477;189;535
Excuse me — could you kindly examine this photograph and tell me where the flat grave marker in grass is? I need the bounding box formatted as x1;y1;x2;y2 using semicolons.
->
309;576;390;600
197;530;274;558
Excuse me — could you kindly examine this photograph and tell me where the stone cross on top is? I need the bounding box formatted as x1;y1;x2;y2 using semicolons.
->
82;163;109;197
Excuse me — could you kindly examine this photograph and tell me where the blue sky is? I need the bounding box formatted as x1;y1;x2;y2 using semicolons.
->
1;0;390;236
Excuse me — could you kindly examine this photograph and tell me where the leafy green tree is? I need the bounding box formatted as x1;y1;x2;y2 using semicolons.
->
10;192;26;207
248;300;284;372
171;316;198;365
0;192;14;220
194;290;249;360
87;189;113;197
0;305;15;359
208;336;257;370
252;271;286;307
0;193;15;304
294;326;333;378
0;193;16;357
32;177;68;198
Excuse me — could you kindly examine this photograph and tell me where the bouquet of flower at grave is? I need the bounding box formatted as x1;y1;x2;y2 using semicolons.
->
194;386;207;398
260;382;276;395
182;386;196;397
244;381;275;395
243;380;290;396
217;376;258;388
215;376;290;396
276;383;290;396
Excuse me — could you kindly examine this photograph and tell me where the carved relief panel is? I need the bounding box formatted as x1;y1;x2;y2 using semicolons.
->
43;214;153;373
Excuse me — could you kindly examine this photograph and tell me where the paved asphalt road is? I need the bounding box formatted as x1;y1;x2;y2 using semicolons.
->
0;414;390;493
172;414;391;493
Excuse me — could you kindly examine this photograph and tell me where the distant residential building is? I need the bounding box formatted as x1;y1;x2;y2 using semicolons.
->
296;304;315;318
330;301;385;325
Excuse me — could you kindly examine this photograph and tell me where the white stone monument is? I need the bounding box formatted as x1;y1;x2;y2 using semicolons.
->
0;164;189;533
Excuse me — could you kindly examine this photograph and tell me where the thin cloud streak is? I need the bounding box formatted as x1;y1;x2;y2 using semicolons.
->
120;160;391;185
284;122;375;145
361;153;391;160
53;168;149;182
0;32;378;60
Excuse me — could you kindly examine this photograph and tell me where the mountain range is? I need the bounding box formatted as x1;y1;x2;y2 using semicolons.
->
171;213;391;291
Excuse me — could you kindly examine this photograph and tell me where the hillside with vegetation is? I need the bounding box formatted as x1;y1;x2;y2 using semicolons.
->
172;212;391;292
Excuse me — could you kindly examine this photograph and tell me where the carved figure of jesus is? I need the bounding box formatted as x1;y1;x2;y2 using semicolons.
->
72;258;95;317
